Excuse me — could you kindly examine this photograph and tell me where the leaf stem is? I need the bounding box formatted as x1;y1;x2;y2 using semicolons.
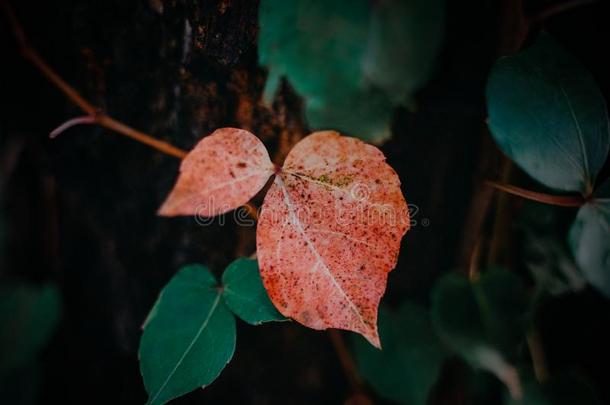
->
484;180;585;207
487;162;514;267
526;328;550;383
49;115;97;138
327;329;367;395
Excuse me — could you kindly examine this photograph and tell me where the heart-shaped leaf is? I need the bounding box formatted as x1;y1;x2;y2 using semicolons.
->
159;128;274;216
352;303;446;404
569;180;610;298
257;131;410;347
487;33;610;193
431;269;529;398
0;283;61;376
221;258;286;325
259;0;444;142
139;265;235;405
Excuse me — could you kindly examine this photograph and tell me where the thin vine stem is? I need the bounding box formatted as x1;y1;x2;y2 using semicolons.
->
2;0;187;159
2;0;270;215
328;329;366;393
484;180;585;207
50;115;97;138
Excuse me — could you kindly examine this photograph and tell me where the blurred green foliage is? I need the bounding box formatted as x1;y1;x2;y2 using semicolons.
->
431;269;529;396
0;283;61;405
506;369;599;405
431;269;529;362
0;283;61;376
569;180;610;298
259;0;444;142
352;303;446;404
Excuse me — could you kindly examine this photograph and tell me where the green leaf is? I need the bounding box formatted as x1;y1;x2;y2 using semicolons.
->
569;180;610;298
431;269;529;396
259;0;444;142
518;202;586;296
139;265;236;405
305;86;396;143
0;283;61;376
506;369;599;405
487;33;610;193
362;0;445;103
352;303;447;405
221;258;285;325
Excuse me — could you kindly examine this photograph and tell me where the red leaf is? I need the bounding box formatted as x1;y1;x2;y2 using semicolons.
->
158;128;274;217
256;131;409;347
158;128;410;347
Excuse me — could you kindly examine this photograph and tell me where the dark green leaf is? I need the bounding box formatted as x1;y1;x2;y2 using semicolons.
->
518;202;586;296
362;0;444;103
431;269;529;396
221;258;285;325
506;369;599;405
305;87;396;143
487;33;610;193
259;0;444;142
569;180;610;298
352;303;446;405
0;283;61;376
139;265;236;405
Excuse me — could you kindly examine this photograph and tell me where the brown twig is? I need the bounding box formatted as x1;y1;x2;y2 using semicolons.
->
484;180;585;207
50;115;97;138
328;329;366;394
1;0;268;216
242;203;259;221
526;328;550;383
459;133;499;272
2;0;186;159
468;237;482;282
528;0;599;25
486;161;514;267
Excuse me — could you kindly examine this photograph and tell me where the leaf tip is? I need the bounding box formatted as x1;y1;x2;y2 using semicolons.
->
157;198;177;217
364;328;382;350
156;189;199;217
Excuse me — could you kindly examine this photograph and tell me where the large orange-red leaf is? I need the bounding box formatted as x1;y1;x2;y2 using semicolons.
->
256;131;410;347
159;128;274;217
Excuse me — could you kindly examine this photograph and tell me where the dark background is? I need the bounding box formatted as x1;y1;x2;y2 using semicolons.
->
1;0;610;404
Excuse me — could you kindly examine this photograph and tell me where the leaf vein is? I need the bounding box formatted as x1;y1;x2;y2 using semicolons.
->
148;291;222;405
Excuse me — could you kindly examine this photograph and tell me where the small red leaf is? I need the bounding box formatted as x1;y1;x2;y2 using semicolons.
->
256;131;410;347
159;128;274;217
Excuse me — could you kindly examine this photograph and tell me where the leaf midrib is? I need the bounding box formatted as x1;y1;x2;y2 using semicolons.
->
560;85;591;190
276;175;368;331
147;291;222;405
